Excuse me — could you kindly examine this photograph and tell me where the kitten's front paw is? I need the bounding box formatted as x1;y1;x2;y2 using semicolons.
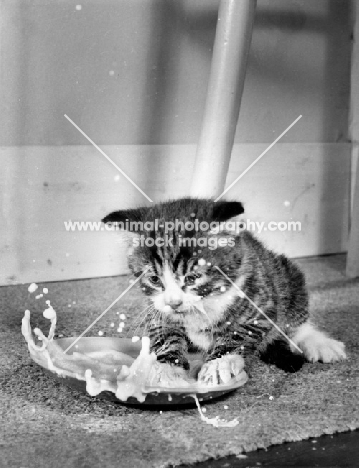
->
198;354;245;386
291;323;347;363
146;362;191;388
301;337;346;363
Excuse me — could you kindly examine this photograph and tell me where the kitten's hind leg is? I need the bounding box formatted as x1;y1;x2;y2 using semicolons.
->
290;321;346;363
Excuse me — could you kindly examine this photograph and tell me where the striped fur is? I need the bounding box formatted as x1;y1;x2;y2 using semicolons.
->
103;198;346;378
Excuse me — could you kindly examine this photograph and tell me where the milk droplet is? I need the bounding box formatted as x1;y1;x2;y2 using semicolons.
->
28;283;38;293
119;314;126;320
284;200;290;207
98;331;104;336
43;288;48;294
119;322;125;327
198;258;206;266
43;305;56;320
110;322;115;327
114;174;120;181
131;336;140;342
109;70;115;76
75;5;82;10
224;405;229;410
220;286;226;292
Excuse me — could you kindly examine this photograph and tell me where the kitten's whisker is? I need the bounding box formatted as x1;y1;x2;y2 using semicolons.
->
148;312;159;336
146;308;162;336
127;305;152;332
143;307;159;335
126;304;154;337
129;305;152;330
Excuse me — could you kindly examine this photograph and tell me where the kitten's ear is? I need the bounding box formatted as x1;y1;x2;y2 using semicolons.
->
212;201;244;222
102;208;144;227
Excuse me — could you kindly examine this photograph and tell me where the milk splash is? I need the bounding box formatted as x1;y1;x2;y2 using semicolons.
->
85;337;156;403
192;395;239;428
21;308;245;427
21;309;156;402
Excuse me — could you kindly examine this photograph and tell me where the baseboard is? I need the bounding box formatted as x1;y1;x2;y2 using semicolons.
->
0;143;351;284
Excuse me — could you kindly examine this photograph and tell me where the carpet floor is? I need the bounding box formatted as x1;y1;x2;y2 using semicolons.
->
0;254;358;468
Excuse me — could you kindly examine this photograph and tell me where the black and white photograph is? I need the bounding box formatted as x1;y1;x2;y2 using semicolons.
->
1;1;358;467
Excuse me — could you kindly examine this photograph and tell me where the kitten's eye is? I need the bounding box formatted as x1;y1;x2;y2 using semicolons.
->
185;274;198;286
149;275;162;286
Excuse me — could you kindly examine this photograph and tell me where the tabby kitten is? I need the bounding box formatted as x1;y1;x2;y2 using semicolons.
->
102;198;346;385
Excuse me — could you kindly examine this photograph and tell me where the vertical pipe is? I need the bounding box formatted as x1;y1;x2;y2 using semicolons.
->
347;151;359;277
190;0;256;199
346;0;359;278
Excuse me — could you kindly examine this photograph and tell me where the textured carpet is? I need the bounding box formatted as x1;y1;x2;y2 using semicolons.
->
0;255;358;468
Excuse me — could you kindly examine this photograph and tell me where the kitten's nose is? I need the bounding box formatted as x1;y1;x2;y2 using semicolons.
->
167;299;183;309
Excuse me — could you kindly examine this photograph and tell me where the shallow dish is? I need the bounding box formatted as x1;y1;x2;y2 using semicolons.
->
37;337;248;406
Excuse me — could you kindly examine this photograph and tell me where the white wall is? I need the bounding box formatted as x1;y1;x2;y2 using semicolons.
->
0;0;352;284
1;0;351;145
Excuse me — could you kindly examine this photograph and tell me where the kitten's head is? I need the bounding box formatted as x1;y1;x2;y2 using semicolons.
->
102;198;244;321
